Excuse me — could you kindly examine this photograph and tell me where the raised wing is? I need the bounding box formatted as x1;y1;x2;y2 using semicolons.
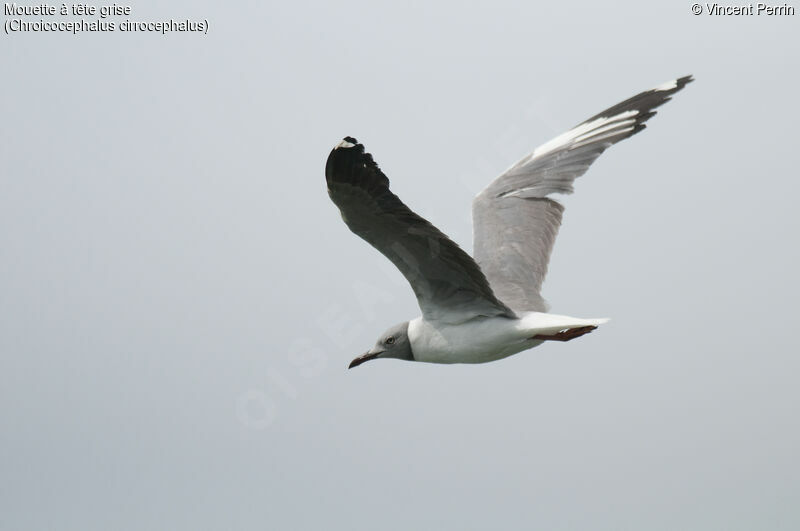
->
473;75;693;312
326;137;514;324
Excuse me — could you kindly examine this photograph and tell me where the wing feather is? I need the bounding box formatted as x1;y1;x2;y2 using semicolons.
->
326;137;514;324
473;76;693;311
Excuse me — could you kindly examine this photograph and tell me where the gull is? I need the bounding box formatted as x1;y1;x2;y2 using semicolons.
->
326;76;693;368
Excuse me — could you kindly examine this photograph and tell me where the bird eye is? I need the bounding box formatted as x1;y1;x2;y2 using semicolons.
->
385;336;395;345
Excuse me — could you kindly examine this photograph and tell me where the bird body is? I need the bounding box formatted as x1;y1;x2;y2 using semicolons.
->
326;76;693;368
408;313;610;365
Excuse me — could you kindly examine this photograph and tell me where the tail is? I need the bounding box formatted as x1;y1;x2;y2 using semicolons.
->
524;312;607;332
527;314;609;342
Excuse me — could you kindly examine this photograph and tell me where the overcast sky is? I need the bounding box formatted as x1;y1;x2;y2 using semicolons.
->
2;1;798;529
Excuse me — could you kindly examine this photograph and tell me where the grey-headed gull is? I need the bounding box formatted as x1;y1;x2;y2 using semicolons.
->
325;76;693;368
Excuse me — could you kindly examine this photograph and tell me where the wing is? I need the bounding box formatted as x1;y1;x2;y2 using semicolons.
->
473;75;693;312
326;137;514;324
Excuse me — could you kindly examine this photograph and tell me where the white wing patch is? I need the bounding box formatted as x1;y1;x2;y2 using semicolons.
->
492;110;641;198
507;110;639;173
335;139;356;149
654;79;678;91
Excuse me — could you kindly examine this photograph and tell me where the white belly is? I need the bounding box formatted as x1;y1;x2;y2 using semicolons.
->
407;314;540;364
407;312;609;364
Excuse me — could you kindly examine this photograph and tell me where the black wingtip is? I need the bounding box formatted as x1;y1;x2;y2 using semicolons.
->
325;136;390;190
661;75;694;96
580;74;694;130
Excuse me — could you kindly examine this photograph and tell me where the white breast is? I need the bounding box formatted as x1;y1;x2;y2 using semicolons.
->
407;315;539;364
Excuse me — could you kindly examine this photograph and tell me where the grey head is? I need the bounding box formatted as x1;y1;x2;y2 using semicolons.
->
349;321;413;369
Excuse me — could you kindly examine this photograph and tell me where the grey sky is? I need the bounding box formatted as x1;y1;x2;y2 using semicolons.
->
2;1;798;530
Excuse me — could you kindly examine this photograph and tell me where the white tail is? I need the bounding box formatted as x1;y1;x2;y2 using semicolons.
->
521;312;610;336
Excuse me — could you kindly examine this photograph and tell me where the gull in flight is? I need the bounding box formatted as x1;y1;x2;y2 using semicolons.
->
326;76;693;368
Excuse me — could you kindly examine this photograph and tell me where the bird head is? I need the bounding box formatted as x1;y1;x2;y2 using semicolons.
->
349;321;413;368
